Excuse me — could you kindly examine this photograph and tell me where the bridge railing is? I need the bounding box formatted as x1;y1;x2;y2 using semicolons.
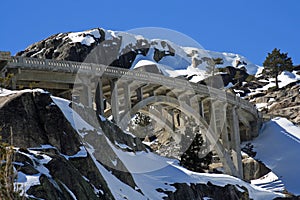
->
7;56;259;117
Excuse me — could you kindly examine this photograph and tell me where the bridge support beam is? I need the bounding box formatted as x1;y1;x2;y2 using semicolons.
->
222;104;230;150
80;79;92;108
110;79;120;123
200;101;205;118
230;106;243;179
123;83;131;118
95;78;105;116
10;75;17;90
136;87;143;102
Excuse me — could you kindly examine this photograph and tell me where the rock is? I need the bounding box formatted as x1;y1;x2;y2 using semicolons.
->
163;182;250;200
0;91;81;155
252;84;300;125
0;91;145;199
242;156;270;181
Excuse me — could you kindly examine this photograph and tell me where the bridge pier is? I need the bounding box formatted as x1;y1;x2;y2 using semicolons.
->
221;103;230;150
80;79;92;108
230;106;243;178
11;75;17;90
95;78;105;115
110;79;120;123
122;83;131;119
136;87;143;102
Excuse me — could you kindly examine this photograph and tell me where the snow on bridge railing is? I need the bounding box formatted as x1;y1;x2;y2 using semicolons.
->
7;56;259;117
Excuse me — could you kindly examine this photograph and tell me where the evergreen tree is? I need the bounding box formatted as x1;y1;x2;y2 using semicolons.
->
263;48;293;89
180;117;212;172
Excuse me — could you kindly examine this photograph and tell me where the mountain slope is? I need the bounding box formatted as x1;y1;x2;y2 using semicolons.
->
16;28;260;83
0;89;282;200
250;117;300;195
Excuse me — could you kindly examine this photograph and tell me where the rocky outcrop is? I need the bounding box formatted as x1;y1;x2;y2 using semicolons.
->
0;91;148;199
0;91;80;155
0;91;115;199
162;182;250;200
15;28;170;70
249;83;300;124
242;155;270;181
16;29;105;62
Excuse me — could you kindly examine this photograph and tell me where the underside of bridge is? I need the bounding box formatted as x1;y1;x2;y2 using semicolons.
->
1;55;261;179
75;76;260;179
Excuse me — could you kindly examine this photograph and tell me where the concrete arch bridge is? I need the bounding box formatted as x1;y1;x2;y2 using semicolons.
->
0;52;261;179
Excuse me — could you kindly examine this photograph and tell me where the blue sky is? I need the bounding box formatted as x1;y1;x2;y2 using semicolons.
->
1;0;299;65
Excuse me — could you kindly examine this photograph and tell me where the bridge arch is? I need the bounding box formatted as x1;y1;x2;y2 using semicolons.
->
119;95;240;177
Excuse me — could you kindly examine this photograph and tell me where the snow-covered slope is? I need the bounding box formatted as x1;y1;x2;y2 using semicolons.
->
249;70;300;100
51;94;282;200
251;117;300;195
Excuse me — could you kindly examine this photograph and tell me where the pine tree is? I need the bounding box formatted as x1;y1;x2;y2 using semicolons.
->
263;48;293;89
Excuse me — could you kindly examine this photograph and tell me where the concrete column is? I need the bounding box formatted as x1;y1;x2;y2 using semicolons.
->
11;75;17;90
231;106;243;178
221;104;230;150
95;78;104;115
171;109;176;131
80;80;92;108
110;79;120;124
136;87;143;102
210;101;218;134
200;101;205;118
189;96;200;115
123;82;131;116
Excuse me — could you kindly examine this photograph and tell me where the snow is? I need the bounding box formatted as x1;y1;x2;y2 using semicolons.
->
61;182;78;200
252;117;300;195
248;70;300;97
51;92;282;199
66;28;101;46
15;172;40;195
86;145;148;200
0;88;46;97
259;71;300;91
0;88;16;96
134;59;157;69
51;96;97;136
256;102;268;111
62;28;262;85
116;31;145;54
114;141;132;150
63;146;88;160
251;172;285;193
225;82;234;88
104;136;281;199
15;149;52;196
205;50;260;75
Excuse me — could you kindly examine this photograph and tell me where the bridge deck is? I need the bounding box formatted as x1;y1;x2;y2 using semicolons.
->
2;56;259;118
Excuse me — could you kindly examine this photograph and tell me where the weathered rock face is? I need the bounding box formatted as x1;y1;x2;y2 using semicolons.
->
0;91;146;199
0;91;80;155
242;155;270;181
163;182;250;200
249;83;300;124
16;30;106;62
15;28;167;70
0;91;115;199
